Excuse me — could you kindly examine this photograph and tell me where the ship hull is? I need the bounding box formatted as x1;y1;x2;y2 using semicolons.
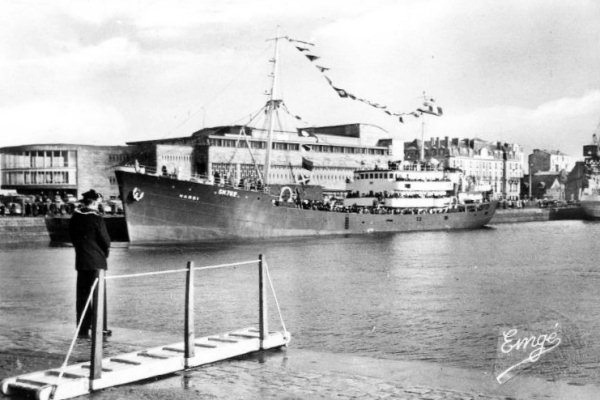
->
116;170;497;245
581;194;600;220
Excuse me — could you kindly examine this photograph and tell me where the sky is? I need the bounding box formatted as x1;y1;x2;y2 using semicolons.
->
1;0;599;158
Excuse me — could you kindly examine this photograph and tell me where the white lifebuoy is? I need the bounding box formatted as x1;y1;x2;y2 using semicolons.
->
279;186;294;203
132;187;144;201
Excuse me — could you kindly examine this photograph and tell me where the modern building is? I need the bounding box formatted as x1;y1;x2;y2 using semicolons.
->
404;136;524;199
0;144;136;199
127;123;402;191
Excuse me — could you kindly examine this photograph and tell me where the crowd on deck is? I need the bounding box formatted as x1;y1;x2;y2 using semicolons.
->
274;197;491;215
346;191;449;200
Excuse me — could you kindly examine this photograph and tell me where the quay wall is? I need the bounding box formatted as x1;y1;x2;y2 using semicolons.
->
490;206;585;224
0;216;128;245
0;217;50;244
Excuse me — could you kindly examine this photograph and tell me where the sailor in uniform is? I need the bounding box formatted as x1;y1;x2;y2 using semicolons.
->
68;189;111;338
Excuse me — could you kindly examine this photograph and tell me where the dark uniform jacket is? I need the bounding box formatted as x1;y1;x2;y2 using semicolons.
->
69;208;111;271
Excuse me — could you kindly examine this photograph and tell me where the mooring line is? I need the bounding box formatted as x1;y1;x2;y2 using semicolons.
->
264;260;288;335
56;278;99;388
105;268;188;280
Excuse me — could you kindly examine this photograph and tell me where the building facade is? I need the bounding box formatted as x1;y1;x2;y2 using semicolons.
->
523;149;579;200
128;123;402;191
404;136;524;199
0;144;135;198
529;149;576;174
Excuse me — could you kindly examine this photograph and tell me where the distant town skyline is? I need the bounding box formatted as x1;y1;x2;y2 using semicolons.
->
1;0;599;158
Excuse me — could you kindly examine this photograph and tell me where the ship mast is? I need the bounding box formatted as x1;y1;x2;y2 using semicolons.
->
263;29;282;187
420;91;426;163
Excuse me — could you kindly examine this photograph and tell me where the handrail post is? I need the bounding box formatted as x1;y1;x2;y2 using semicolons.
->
184;261;195;366
90;269;105;383
258;254;268;349
103;283;108;333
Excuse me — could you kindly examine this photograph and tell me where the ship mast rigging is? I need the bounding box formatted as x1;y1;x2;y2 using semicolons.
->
263;29;283;186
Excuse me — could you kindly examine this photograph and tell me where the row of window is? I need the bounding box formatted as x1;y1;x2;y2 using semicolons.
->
160;154;191;162
450;159;505;170
108;154;130;162
356;172;402;180
424;149;504;158
1;150;76;169
210;162;353;183
208;138;388;156
2;171;76;185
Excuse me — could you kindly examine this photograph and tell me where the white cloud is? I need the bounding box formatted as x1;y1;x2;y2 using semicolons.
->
429;91;600;157
531;91;600;122
0;99;128;146
0;0;598;157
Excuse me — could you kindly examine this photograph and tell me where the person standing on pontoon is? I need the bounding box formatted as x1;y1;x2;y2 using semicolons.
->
68;189;111;338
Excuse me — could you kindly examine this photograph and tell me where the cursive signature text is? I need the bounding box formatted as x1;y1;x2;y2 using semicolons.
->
496;323;561;384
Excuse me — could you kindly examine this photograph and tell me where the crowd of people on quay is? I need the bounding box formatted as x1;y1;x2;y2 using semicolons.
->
0;193;123;217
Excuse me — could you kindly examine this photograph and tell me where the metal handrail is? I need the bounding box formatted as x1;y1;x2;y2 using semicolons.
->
65;255;288;384
105;260;258;280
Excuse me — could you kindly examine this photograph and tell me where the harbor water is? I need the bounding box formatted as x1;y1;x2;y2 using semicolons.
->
1;220;600;386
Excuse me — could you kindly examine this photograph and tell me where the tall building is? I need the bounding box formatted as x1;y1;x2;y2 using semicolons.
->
404;136;524;199
524;149;578;200
529;149;576;174
127;123;402;191
0;144;135;198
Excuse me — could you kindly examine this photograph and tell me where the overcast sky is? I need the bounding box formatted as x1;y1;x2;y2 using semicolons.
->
1;0;599;158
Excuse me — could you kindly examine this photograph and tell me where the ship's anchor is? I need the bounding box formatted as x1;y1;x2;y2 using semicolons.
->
131;187;144;202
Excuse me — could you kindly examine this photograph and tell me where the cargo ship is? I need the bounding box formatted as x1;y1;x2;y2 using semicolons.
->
115;162;496;245
115;34;496;244
581;132;600;219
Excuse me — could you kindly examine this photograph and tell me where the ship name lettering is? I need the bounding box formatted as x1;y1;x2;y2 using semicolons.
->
218;189;239;198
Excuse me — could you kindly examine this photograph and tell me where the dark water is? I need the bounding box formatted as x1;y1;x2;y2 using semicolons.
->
1;220;599;384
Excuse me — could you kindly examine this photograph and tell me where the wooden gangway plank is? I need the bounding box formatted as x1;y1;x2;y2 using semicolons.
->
81;365;113;372
229;332;260;339
162;346;185;353
194;342;218;348
110;358;141;365
207;337;238;343
15;378;53;387
44;371;86;379
1;327;290;400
